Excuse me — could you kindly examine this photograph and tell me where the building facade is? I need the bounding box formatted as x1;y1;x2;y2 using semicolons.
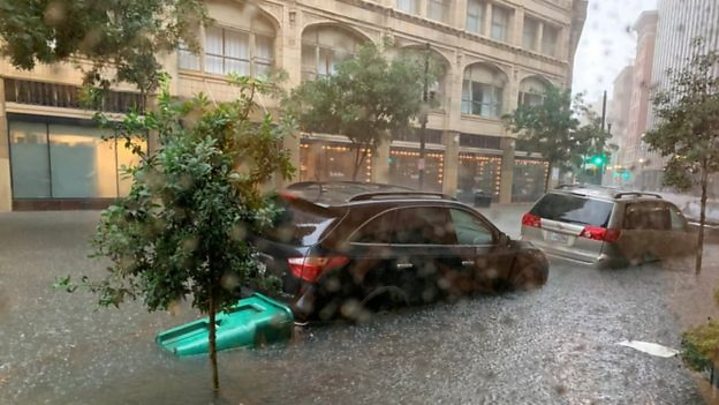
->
0;0;587;212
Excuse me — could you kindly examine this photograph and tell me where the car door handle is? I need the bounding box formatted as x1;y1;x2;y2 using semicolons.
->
461;260;475;267
396;263;414;269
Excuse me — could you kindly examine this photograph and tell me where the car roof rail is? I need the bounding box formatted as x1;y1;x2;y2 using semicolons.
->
556;183;618;190
612;191;663;199
349;191;454;202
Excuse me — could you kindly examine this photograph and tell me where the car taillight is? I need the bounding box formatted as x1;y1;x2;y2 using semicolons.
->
288;256;350;283
579;226;621;243
522;213;541;228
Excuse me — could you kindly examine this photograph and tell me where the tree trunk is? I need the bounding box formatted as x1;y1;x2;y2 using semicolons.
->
544;162;552;192
208;292;220;392
351;147;369;182
696;165;709;275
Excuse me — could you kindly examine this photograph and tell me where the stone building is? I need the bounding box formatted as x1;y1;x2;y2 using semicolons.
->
0;0;587;211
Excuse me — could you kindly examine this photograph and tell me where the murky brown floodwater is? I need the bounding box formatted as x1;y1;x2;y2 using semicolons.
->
1;209;716;404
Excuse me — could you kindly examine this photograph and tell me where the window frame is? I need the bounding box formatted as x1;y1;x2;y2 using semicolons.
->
623;202;671;231
301;29;361;81
542;24;560;57
178;25;275;78
490;6;510;42
428;0;451;23
349;205;460;247
461;79;504;118
466;0;486;34
522;17;540;51
449;208;498;246
396;0;421;15
204;26;251;76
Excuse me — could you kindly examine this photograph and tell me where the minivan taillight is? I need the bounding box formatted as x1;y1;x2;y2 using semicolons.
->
579;226;621;243
522;213;541;228
288;256;350;283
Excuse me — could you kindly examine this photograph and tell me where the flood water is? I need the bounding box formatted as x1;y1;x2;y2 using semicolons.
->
1;208;716;404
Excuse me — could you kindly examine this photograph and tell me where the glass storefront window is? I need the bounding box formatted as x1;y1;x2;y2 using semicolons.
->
298;142;372;183
9;122;51;198
389;148;444;192
117;137;147;197
49;125;117;198
512;158;548;202
458;153;501;201
9;118;146;200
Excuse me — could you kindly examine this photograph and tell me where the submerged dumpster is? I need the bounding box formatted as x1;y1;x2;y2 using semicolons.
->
156;293;294;357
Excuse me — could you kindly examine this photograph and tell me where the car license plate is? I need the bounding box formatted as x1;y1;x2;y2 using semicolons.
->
548;232;568;244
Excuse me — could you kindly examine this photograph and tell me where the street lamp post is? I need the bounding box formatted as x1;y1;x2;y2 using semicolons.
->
418;42;430;191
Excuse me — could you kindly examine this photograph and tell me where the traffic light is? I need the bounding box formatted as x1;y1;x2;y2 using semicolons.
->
590;154;606;166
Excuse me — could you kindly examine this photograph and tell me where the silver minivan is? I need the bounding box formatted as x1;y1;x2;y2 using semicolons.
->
520;185;696;268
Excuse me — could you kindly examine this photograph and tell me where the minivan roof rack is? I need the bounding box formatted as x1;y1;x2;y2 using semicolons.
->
349;191;453;202
612;191;663;199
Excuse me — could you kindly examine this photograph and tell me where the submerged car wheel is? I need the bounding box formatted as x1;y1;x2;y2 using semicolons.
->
510;254;548;291
361;286;410;312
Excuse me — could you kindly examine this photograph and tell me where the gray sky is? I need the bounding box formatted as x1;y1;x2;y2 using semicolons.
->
572;0;658;103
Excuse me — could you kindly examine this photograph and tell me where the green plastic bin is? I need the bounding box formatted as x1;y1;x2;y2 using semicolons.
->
155;293;294;357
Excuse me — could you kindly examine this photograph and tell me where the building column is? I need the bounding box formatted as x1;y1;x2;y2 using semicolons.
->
372;138;391;184
513;7;525;47
419;0;429;18
484;3;493;37
499;137;515;204
442;131;459;195
536;22;544;54
0;78;10;212
280;5;303;186
454;0;468;31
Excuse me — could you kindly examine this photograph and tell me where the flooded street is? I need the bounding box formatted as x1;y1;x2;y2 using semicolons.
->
1;208;716;404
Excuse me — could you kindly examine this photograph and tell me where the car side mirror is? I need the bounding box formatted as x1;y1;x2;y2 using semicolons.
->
497;233;510;246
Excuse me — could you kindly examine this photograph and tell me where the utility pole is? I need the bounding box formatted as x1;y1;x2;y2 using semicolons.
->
418;42;430;190
598;90;608;185
600;90;607;131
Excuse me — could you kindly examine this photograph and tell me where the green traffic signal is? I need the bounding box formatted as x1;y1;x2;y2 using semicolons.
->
588;154;606;166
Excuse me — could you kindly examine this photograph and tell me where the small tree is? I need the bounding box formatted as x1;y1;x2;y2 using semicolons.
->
644;40;719;275
284;42;429;181
56;75;294;392
503;85;611;191
0;0;209;105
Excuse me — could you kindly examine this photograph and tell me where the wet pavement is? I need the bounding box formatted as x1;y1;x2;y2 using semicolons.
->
1;207;717;404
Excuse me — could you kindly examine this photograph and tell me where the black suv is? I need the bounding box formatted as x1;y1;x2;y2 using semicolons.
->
256;182;548;321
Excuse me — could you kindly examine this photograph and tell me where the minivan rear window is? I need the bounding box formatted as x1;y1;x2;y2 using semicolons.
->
264;197;340;246
530;193;613;227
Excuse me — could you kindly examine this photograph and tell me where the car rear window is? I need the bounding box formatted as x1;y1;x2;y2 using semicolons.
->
264;198;340;246
530;193;613;227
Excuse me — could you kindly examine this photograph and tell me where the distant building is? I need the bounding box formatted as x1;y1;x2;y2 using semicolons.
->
607;65;634;185
642;0;719;191
612;10;658;190
0;0;587;211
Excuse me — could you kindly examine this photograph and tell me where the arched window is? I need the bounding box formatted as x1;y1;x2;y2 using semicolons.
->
301;25;366;81
461;63;507;117
178;5;276;78
519;76;550;106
